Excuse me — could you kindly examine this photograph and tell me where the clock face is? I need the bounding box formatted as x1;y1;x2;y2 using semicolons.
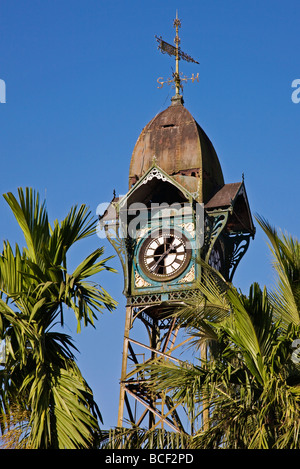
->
138;229;191;281
209;245;222;271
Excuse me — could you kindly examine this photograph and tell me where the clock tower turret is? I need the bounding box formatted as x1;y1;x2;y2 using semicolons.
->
99;16;255;432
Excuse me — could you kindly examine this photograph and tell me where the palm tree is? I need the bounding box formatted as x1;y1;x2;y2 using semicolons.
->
257;216;300;328
103;219;300;449
0;188;117;449
144;220;300;448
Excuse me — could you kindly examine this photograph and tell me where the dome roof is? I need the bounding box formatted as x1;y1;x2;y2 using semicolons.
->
129;99;224;203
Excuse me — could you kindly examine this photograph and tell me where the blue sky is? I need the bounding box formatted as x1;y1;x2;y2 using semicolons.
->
1;0;300;429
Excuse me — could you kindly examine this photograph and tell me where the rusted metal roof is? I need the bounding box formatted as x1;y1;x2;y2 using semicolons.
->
205;182;255;235
128;101;224;204
205;182;242;209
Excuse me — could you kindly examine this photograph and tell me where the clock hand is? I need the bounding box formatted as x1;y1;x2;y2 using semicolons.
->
149;240;176;272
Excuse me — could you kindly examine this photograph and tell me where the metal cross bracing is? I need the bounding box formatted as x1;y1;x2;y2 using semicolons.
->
117;303;193;432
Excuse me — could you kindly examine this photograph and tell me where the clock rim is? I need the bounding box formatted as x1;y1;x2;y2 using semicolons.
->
138;228;192;282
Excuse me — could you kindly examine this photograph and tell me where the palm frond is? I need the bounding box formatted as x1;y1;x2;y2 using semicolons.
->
3;188;49;263
256;215;300;327
0;187;117;448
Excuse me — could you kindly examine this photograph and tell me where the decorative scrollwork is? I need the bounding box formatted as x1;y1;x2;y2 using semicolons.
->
227;233;251;282
204;212;228;263
178;222;195;238
142;167;168;184
105;226;136;295
135;271;151;288
178;264;195;283
127;289;201;306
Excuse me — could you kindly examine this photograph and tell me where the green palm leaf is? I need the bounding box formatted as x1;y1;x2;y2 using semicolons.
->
0;187;116;448
3;188;49;263
256;215;300;327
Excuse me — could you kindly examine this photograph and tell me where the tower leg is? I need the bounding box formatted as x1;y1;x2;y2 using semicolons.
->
117;305;132;428
117;304;189;432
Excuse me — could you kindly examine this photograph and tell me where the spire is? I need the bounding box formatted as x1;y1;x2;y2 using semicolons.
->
173;11;182;100
155;13;199;105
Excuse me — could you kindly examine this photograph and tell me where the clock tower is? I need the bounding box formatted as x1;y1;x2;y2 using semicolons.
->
99;16;255;432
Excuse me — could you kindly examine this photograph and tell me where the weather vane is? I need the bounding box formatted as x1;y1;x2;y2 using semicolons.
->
155;12;199;99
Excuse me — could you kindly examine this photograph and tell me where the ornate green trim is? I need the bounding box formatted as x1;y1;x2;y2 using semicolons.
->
225;232;251;282
204;211;229;263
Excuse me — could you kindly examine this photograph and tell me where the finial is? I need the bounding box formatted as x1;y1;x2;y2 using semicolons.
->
155;14;199;104
173;10;181;98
